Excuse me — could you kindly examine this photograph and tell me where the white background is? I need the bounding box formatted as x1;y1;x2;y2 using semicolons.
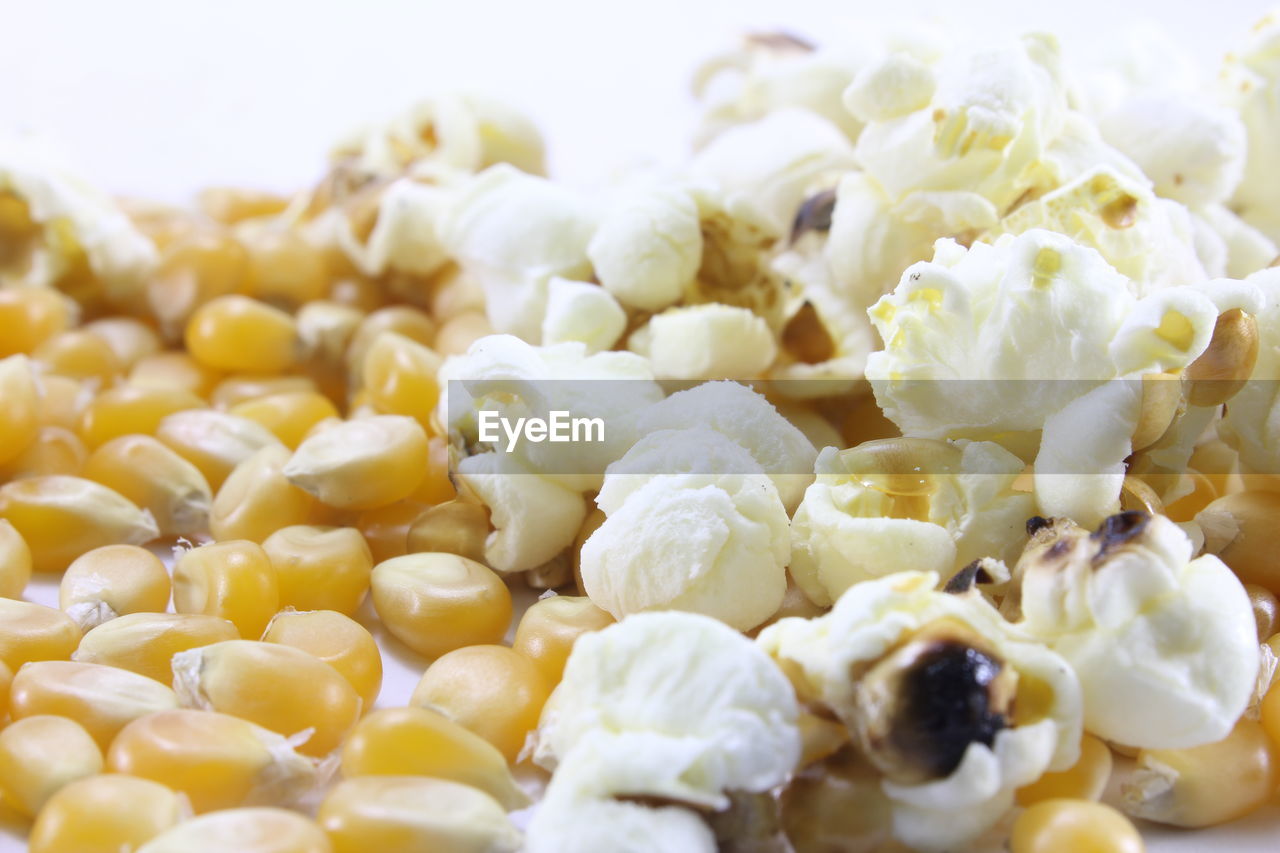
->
3;1;1280;850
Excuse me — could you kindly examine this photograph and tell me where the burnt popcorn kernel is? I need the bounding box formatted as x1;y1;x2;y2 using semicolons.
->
943;560;993;594
1091;510;1150;561
1025;515;1051;536
789;189;837;244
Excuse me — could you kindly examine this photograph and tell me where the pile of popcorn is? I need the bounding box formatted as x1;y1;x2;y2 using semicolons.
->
5;9;1280;853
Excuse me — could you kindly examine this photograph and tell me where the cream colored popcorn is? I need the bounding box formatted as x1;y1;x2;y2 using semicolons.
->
580;430;789;631
330;177;451;279
790;439;1032;606
0;135;155;302
759;570;1081;852
540;277;626;353
630;303;777;380
441;165;596;341
534;611;801;806
1011;512;1258;749
1218;267;1280;475
1194;204;1277;279
587;181;702;312
1224;12;1280;243
843;52;936;122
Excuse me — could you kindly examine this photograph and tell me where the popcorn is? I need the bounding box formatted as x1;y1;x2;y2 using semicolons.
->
790;439;1032;606
759;570;1082;851
1223;12;1280;243
441;165;597;341
580;429;790;630
1010;512;1258;749
843;52;936;122
630;303;777;380
1218;267;1280;476
540;277;626;353
587;182;702;312
331;177;451;279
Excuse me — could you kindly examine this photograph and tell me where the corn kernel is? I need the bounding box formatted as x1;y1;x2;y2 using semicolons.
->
83;317;162;371
780;753;893;851
35;374;92;431
1011;799;1143;853
230;391;340;449
340;707;527;808
1017;734;1113;805
359;332;442;430
149;231;248;338
155;409;282;491
282;415;428;511
79;384;207;449
0;715;103;816
261;609;382;712
370;553;511;659
0;354;39;466
410;645;550;762
210;445;315;543
210;374;317;409
356;500;428;563
1263;679;1280;750
297;300;363;369
82;435;213;538
318;775;521;853
28;773;185;853
0;475;160;572
511;594;614;683
1246;584;1279;640
199;187;290;224
0;659;12;719
242;228;330;308
410;435;455;504
10;660;178;749
73;612;239;683
59;544;171;630
346;307;435;377
0;425;88;480
32;330;122;386
260;525;372;615
185;295;298;374
405;499;488;563
0;599;81;669
434;312;493;356
0;518;33;598
1198;491;1280;593
173;540;279;638
108;709;317;813
129;352;222;398
137;807;331;853
0;288;76;357
428;267;485;321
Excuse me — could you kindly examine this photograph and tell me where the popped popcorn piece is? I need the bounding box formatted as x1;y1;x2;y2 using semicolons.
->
540;277;626;353
331;177;451;279
843;52;936;122
1224;12;1280;243
630;303;777;380
587;182;702;312
1011;512;1259;749
1218;267;1280;476
759;570;1082;852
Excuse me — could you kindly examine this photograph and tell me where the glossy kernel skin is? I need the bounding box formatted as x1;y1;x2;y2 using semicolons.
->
129;351;222;398
0;599;81;670
282;415;429;511
230;391;340;450
0;715;104;817
0;518;33;598
359;332;442;431
59;544;172;630
73;612;240;684
173;540;280;638
0;425;89;480
185;295;298;374
137;807;332;853
512;594;614;683
32;329;122;385
0;288;76;357
1010;800;1144;853
83;317;162;371
0;354;40;466
154;409;283;491
261;610;382;711
370;553;511;660
78;384;206;449
82;435;213;538
210;445;316;543
405;499;487;563
262;525;373;615
1017;734;1113;805
27;773;185;853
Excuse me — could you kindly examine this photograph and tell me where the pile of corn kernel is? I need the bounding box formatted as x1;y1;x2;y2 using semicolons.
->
4;9;1280;853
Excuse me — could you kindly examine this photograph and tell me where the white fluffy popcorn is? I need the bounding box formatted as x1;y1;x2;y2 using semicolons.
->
1012;513;1258;749
631;304;777;380
1224;12;1280;243
843;52;937;122
1218;267;1280;475
759;570;1081;852
534;611;801;806
540;277;626;353
332;177;451;279
790;440;1032;606
587;182;702;312
441;165;597;341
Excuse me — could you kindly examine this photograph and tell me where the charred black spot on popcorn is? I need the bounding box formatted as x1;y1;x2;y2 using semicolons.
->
1047;538;1074;560
1091;511;1150;562
890;642;1008;780
943;560;992;594
1025;515;1051;536
790;189;837;244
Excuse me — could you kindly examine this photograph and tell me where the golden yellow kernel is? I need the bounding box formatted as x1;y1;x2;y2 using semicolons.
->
0;659;12;719
283;415;429;511
241;228;330;308
345;306;435;377
198;187;290;224
296;300;364;369
185;295;299;374
32;329;123;385
356;500;429;564
1198;491;1280;593
358;332;442;430
73;612;239;683
82;435;213;537
154;409;283;491
780;752;893;851
79;384;207;449
1246;584;1279;640
1186;308;1259;407
230;390;339;449
1011;799;1142;853
129;351;222;398
428;267;486;321
1262;679;1280;751
434;312;493;356
370;552;512;659
1154;309;1196;352
35;374;92;431
138;806;331;853
262;525;372;615
210;374;317;409
0;518;31;599
328;275;386;314
0;287;77;357
0;599;81;669
0;354;40;466
405;499;488;563
210;444;315;543
261;609;382;712
148;230;248;338
83;317;162;371
28;773;185;853
0;425;88;480
512;594;614;684
0;714;103;817
59;544;171;630
173;540;280;638
1017;734;1113;805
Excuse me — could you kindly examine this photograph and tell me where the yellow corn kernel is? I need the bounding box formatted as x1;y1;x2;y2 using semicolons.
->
429;268;485;321
282;415;428;511
185;295;299;374
359;332;442;430
1017;734;1113;805
0;475;160;573
434;312;493;356
199;187;290;224
1263;679;1280;750
1246;583;1279;640
357;500;428;564
0;715;104;815
297;300;363;368
172;639;361;756
210;374;317;409
340;707;527;809
36;374;92;431
1122;719;1278;827
138;807;331;853
0;425;88;479
230;391;340;450
129;351;222;398
32;330;122;386
780;752;893;851
59;544;171;630
410;436;455;505
73;612;239;683
0;517;34;598
28;773;185;853
370;553;511;659
108;709;317;813
1198;491;1280;593
154;409;282;491
0;354;39;466
0;287;77;357
241;228;330;308
261;610;381;711
10;660;178;749
173;540;279;638
346;307;436;377
327;275;385;314
1011;799;1143;853
512;594;614;684
0;659;12;719
83;317;162;371
0;599;80;669
148;231;248;337
405;499;488;563
796;711;851;767
410;645;550;762
82;435;213;537
210;445;315;543
319;775;521;853
261;525;372;615
79;384;207;449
